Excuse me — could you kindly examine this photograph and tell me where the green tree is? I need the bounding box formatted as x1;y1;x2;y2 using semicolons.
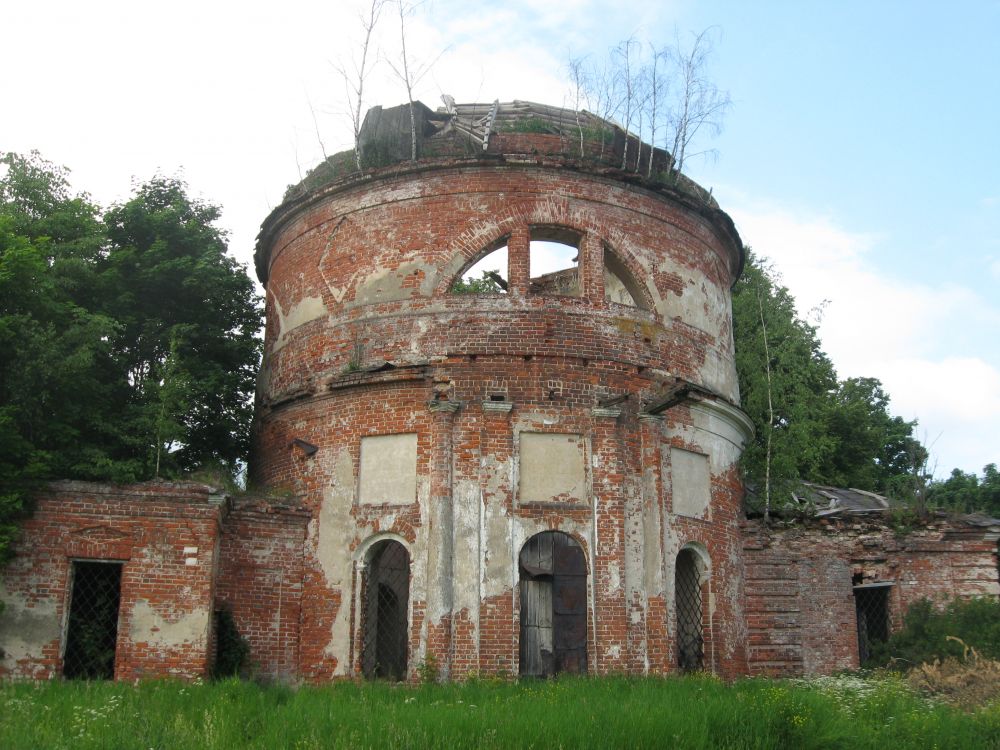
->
101;176;262;477
0;155;263;569
821;377;927;495
0;152;118;562
732;250;837;512
732;250;927;512
450;269;506;294
928;463;1000;515
982;464;1000;515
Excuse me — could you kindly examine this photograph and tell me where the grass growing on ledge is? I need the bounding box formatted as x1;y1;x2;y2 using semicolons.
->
2;673;999;749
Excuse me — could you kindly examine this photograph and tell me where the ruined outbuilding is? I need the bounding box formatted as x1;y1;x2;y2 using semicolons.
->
1;101;998;682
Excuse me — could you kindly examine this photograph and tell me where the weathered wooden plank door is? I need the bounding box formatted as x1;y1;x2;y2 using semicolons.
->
552;533;587;674
519;531;587;676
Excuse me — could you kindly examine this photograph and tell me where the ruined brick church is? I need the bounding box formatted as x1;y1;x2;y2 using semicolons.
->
2;101;997;682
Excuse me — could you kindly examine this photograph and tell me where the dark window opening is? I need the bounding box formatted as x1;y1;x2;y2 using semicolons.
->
362;540;410;680
604;247;648;309
451;244;508;294
519;531;587;677
854;583;892;664
675;549;704;672
529;227;580;297
63;561;123;680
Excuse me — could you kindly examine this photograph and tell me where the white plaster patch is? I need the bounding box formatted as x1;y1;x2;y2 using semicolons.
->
359;433;418;505
270;293;327;352
353;261;436;305
671;448;711;518
317;449;354;588
129;600;208;648
0;581;60;665
518;432;586;503
317;449;355;669
607;561;622;593
656;272;726;337
482;459;513;599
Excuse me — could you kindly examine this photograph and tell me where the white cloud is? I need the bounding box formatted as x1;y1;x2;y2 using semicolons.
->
728;200;1000;476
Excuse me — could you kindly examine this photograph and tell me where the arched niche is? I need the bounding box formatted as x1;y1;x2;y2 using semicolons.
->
603;245;649;309
361;539;410;680
675;545;709;672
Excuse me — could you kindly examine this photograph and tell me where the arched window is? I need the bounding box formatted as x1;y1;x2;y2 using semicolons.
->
450;240;508;294
675;547;706;671
519;531;587;676
361;540;410;680
603;246;648;309
529;226;581;297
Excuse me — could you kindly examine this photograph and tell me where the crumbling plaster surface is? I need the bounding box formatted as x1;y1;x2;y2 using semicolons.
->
359;433;418;505
270;293;327;352
671;448;712;519
518;432;587;504
353;261;439;306
0;580;61;672
251;138;750;680
129;600;209;649
315;448;359;671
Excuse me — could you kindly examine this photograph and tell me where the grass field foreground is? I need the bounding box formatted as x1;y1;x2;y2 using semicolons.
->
2;674;999;749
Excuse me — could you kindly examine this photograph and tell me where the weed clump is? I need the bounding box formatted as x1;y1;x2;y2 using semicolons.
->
870;597;1000;669
906;639;1000;710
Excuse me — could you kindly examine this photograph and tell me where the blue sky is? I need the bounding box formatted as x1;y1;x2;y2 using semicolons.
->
4;0;998;477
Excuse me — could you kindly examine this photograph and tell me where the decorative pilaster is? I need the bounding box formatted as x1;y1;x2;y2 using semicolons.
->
589;405;627;674
639;412;669;672
478;398;516;675
425;400;461;677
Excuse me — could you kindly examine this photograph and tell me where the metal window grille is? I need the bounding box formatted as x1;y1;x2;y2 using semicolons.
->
361;541;410;681
676;550;704;672
63;561;123;680
854;583;892;664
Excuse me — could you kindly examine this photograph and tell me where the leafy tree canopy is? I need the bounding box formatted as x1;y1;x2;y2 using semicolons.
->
927;464;1000;516
0;152;262;563
102;177;262;477
733;249;999;516
450;270;506;294
732;250;929;513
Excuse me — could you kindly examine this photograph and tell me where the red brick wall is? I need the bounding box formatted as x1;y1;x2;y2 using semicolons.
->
250;144;750;680
0;481;223;680
215;498;310;680
743;517;1000;677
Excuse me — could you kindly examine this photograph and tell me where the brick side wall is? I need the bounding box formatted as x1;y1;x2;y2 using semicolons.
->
0;482;224;680
743;517;1000;677
215;498;310;680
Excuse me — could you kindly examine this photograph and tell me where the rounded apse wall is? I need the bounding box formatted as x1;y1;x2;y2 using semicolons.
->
252;143;752;680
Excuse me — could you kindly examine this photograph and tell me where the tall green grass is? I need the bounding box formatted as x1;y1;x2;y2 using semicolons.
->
2;674;998;749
